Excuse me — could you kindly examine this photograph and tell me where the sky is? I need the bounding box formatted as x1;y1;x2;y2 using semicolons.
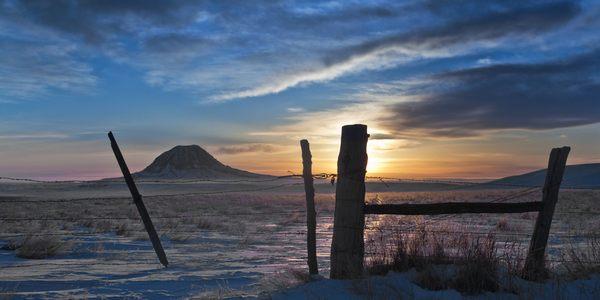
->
1;0;599;180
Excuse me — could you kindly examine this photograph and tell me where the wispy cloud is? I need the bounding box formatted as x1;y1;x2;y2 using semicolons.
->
0;37;96;99
0;133;70;140
213;1;580;101
215;143;279;155
287;107;305;113
1;0;587;103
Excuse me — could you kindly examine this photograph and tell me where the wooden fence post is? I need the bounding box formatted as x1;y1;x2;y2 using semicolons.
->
330;124;369;279
108;131;169;267
301;139;318;275
523;146;570;280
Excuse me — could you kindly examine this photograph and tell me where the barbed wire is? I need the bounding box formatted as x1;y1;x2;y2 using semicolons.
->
362;252;596;264
0;209;310;222
5;173;600;189
0;228;593;243
1;171;598;274
0;182;304;204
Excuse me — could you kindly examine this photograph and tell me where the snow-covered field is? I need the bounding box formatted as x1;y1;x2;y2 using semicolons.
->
273;269;600;299
0;179;599;298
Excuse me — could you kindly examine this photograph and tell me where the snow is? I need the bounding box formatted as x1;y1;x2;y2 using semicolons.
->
1;181;599;298
272;270;600;300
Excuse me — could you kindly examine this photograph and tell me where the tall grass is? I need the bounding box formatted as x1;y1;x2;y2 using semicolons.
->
12;235;72;259
365;226;501;294
561;232;600;279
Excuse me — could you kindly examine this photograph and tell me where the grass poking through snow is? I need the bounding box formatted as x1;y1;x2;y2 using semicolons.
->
365;226;502;294
11;235;72;259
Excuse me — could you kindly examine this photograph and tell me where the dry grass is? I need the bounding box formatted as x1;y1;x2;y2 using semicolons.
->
2;183;600;297
561;232;600;279
452;235;499;294
365;226;501;294
13;235;72;259
496;217;510;231
115;222;128;236
257;268;312;294
192;282;251;300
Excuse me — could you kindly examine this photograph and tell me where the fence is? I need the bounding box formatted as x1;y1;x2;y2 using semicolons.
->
311;124;571;281
0;126;599;290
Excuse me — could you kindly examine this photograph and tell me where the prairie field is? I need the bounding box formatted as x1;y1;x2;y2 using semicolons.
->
1;179;599;298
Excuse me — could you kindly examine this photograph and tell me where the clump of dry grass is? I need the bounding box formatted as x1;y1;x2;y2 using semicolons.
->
167;232;193;243
365;227;452;275
13;235;72;259
257;268;312;294
561;232;600;279
195;217;226;231
413;266;450;291
193;281;252;299
365;226;500;294
115;223;128;236
496;217;510;231
453;235;499;294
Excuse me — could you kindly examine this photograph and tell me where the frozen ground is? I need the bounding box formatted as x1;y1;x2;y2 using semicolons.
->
0;179;599;298
272;269;600;299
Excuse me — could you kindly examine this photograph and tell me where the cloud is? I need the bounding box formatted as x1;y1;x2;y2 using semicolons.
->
215;144;278;155
0;37;96;99
323;2;579;66
7;0;202;44
215;1;580;101
477;58;493;65
287;107;305;113
385;50;600;137
0;133;69;140
0;0;591;104
142;34;213;54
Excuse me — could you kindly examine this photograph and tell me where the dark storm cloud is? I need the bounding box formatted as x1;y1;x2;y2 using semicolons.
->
324;1;580;66
386;50;600;137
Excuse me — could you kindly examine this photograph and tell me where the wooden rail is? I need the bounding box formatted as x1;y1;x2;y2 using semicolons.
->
364;201;543;215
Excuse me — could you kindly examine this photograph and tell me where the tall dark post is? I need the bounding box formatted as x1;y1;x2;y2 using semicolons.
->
330;124;369;279
301;139;318;275
108;131;169;267
524;146;570;280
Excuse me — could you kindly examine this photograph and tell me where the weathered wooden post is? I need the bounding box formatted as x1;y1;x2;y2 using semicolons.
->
108;131;169;267
330;124;369;279
523;146;570;280
301;139;318;275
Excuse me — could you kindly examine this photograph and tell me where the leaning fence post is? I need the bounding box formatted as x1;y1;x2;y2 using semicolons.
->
108;131;169;267
301;139;318;275
330;124;369;279
523;146;570;280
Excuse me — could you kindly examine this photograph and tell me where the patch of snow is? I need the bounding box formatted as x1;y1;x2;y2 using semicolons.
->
271;271;600;299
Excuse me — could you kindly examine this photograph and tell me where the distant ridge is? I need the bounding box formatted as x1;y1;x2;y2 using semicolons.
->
133;145;269;179
487;163;600;188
